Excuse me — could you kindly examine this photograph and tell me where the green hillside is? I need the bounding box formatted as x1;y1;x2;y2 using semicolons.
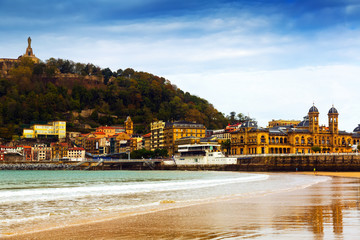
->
0;57;229;139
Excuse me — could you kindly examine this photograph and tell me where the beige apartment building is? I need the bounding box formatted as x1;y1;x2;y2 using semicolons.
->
150;121;165;151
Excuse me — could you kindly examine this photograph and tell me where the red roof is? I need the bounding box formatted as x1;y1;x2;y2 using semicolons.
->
142;133;151;138
1;146;15;149
94;132;106;135
69;147;85;151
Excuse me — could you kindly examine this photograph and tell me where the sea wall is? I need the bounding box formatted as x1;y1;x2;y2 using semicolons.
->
161;154;360;172
2;154;360;171
0;163;73;170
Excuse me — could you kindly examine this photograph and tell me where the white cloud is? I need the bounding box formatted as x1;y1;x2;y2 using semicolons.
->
165;65;360;132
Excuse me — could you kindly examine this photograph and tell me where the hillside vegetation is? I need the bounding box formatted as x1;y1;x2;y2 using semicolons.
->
0;57;229;139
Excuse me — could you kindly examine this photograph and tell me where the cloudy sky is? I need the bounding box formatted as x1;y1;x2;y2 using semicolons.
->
1;0;360;131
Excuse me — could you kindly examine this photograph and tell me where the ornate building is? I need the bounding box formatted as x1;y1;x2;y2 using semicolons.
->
231;105;359;155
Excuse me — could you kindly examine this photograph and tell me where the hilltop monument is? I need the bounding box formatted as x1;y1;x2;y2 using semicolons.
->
22;37;39;63
0;37;40;76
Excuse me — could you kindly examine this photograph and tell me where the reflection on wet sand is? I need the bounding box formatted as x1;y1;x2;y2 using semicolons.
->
274;177;359;240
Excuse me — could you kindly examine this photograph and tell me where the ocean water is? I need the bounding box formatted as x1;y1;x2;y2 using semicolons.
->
0;170;330;237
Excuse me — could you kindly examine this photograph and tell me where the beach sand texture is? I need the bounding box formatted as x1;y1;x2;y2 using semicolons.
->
2;172;360;240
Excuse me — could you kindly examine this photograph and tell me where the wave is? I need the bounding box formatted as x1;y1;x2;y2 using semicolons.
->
0;174;269;204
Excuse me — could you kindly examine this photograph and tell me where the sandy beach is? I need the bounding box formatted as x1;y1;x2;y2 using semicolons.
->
2;172;360;240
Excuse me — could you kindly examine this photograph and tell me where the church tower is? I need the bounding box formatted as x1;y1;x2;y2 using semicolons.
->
124;116;133;136
328;105;339;134
308;104;319;134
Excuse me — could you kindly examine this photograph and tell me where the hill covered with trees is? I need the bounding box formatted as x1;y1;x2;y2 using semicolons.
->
0;57;230;139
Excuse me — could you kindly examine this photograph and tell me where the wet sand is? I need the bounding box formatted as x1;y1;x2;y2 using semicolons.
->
299;171;360;178
3;174;360;240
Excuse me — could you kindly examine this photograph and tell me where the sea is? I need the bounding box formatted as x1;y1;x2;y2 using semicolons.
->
0;170;330;237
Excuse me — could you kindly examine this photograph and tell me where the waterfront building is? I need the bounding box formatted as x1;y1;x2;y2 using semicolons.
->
23;146;32;161
67;147;86;161
130;137;143;152
142;133;151;150
32;144;52;161
22;121;66;139
51;142;69;160
230;105;356;155
150;121;165;150
0;150;4;161
0;146;17;154
84;137;99;155
164;121;206;155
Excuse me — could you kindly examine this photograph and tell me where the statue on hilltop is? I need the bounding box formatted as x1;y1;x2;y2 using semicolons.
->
28;37;31;48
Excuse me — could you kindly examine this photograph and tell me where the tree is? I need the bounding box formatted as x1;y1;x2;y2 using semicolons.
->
311;146;321;153
221;139;231;155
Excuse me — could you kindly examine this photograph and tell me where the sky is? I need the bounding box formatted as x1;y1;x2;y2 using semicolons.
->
1;0;360;131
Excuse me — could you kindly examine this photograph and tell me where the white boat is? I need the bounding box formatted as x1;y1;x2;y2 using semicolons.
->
164;143;238;165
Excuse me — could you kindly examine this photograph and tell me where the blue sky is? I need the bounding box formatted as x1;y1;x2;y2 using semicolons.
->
1;0;360;131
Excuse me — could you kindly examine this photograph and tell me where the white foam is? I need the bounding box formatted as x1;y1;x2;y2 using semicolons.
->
0;174;269;204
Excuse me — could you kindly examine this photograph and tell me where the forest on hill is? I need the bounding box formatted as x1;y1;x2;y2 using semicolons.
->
0;57;234;139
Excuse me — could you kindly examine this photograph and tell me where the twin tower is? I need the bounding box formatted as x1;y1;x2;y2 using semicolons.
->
308;105;338;134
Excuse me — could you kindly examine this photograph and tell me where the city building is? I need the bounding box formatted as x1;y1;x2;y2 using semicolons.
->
230;105;358;155
32;144;52;161
51;142;69;160
67;147;86;161
142;133;151;150
164;121;206;155
150;121;165;150
22;121;66;139
96;126;116;137
130;137;143;152
23;146;32;161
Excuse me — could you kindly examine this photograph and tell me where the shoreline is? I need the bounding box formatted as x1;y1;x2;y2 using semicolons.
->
3;172;360;239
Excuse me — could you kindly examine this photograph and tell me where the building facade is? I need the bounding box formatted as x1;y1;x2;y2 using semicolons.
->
23;121;66;139
150;121;165;150
231;105;359;155
68;147;86;161
164;121;206;155
32;144;52;161
51;142;69;160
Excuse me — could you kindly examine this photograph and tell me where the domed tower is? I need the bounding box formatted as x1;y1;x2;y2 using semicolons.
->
328;105;338;134
354;124;360;133
308;104;319;134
